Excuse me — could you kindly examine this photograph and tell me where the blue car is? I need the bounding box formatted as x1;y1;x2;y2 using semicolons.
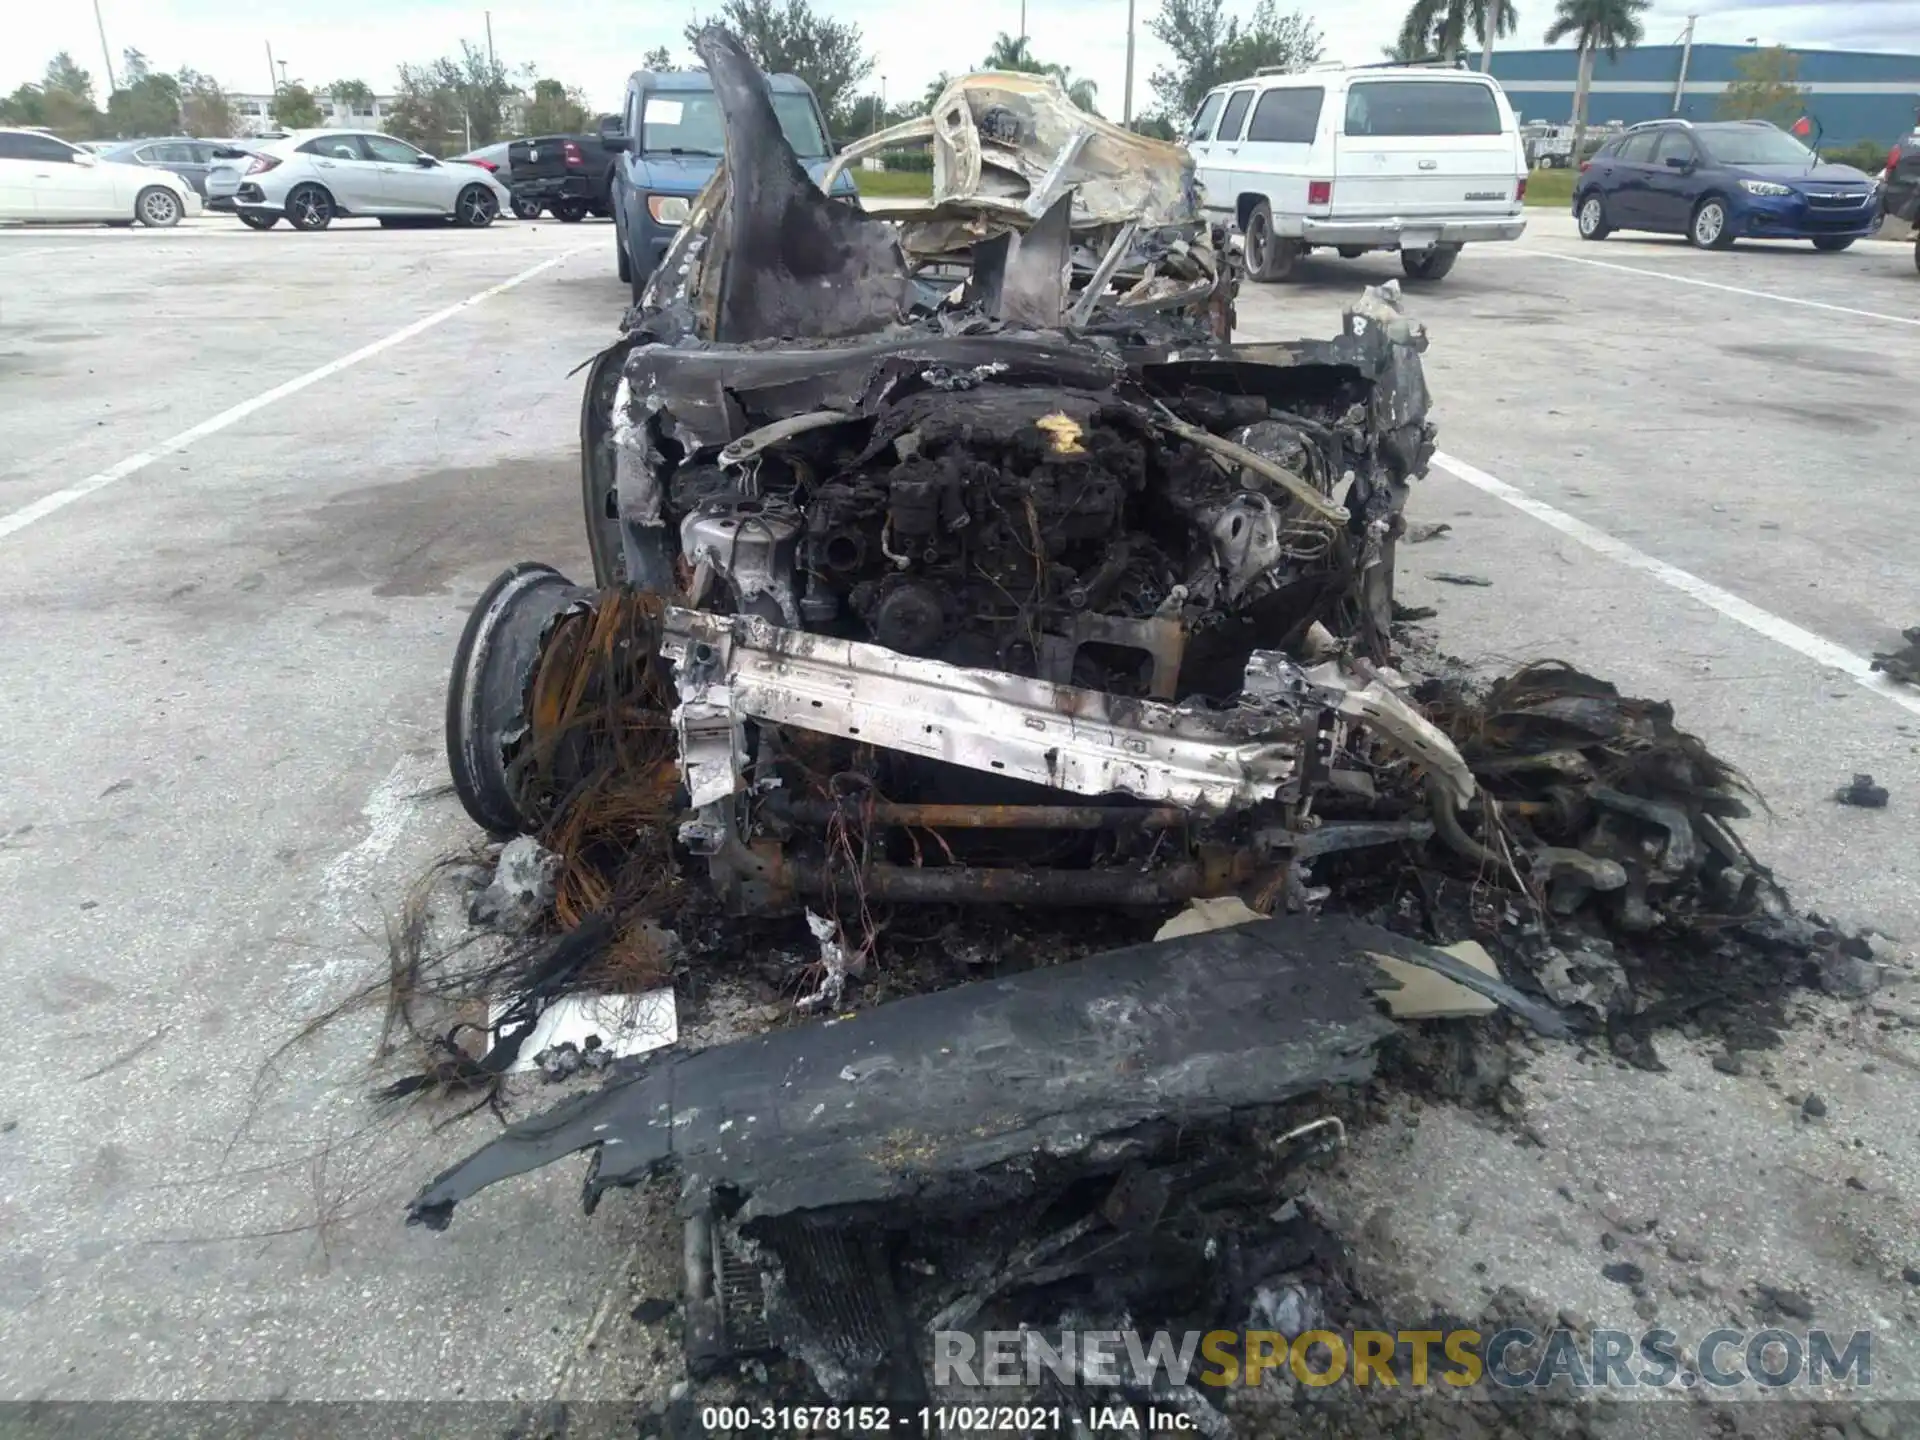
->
605;68;858;301
1573;119;1882;252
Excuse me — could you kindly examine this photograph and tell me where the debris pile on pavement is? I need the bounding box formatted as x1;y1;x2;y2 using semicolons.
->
1872;625;1920;685
379;25;1864;1423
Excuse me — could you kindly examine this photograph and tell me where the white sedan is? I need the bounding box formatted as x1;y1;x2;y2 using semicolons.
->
0;127;202;226
207;129;514;231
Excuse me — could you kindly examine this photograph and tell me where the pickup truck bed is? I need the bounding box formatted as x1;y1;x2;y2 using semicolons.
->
507;134;615;219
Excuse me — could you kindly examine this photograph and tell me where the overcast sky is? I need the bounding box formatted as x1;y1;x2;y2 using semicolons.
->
8;0;1916;123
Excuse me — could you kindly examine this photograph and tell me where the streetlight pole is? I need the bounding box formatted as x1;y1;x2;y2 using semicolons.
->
1480;0;1499;72
93;0;117;93
1123;0;1136;125
265;39;278;98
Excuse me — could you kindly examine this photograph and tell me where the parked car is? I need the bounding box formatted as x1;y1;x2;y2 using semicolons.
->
508;123;618;221
1186;62;1528;284
0;126;201;225
205;129;515;230
94;137;238;196
605;68;856;300
1883;128;1920;273
1574;119;1883;251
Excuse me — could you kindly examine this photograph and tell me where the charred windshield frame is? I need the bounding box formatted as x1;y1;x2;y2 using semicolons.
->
639;87;832;158
1697;125;1818;167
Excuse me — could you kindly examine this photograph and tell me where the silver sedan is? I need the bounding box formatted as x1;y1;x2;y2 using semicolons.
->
207;129;514;231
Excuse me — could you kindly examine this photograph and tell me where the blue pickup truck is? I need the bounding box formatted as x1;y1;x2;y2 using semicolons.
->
604;68;859;302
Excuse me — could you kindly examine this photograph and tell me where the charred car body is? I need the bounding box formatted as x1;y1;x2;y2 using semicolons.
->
449;30;1451;921
412;30;1830;1414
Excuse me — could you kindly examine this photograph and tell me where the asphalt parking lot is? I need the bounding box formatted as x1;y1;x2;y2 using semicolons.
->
2;208;1918;1405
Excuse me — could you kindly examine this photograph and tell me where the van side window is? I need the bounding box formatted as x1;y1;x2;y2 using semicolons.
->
1188;92;1225;142
1246;87;1323;144
1216;89;1254;143
1343;80;1501;137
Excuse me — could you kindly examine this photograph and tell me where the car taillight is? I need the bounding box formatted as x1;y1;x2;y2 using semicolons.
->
1516;177;1527;202
466;158;498;172
563;140;583;167
245;155;281;175
1307;179;1331;205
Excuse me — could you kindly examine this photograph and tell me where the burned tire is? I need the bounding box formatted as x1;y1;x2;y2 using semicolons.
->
447;562;590;835
511;194;543;220
1243;201;1298;282
286;183;334;231
1576;193;1612;241
1690;197;1734;250
135;186;182;228
238;210;279;230
1401;245;1459;282
552;200;589;223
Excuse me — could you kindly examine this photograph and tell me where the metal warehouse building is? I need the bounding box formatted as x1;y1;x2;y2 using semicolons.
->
1489;44;1920;146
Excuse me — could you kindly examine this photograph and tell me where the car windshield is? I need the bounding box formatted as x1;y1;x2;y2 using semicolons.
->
1699;127;1816;166
641;88;828;157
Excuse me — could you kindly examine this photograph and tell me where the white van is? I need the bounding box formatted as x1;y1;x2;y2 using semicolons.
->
1187;64;1528;283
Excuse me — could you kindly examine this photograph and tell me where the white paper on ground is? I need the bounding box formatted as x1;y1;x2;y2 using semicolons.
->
486;989;679;1071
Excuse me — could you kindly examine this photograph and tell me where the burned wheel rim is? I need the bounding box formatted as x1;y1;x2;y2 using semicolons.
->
137;187;181;227
458;185;497;227
446;562;589;834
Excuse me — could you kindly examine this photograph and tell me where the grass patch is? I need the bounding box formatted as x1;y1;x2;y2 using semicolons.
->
1526;166;1575;208
854;168;934;199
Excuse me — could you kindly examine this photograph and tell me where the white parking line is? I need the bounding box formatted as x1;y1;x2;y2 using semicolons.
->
0;245;590;544
1523;249;1920;330
1430;451;1920;720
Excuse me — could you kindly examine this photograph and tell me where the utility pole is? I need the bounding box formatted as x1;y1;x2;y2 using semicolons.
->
1123;0;1136;125
276;59;289;89
93;0;117;93
1480;0;1499;72
1019;0;1026;46
485;10;496;72
1672;15;1697;114
266;40;279;96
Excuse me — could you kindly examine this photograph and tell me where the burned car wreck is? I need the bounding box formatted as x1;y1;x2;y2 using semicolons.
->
406;27;1838;1419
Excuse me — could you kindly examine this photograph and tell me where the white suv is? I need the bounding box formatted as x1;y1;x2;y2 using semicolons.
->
1188;64;1528;284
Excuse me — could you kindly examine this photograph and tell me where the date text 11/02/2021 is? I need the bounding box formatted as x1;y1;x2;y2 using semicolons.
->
698;1407;1192;1432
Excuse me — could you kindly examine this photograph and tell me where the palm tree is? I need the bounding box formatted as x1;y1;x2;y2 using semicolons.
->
1395;0;1516;65
1544;0;1648;164
977;33;1098;113
983;33;1039;71
923;72;954;110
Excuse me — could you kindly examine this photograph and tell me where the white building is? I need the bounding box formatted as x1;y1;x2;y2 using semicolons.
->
226;91;529;141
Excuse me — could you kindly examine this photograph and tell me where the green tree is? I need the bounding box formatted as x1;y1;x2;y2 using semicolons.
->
1147;0;1321;124
0;53;106;137
108;49;182;137
978;34;1100;112
329;78;375;119
685;0;875;134
387;64;462;152
1718;46;1810;127
270;82;325;128
642;45;675;71
178;69;237;135
1395;0;1515;64
923;72;955;110
524;77;590;134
